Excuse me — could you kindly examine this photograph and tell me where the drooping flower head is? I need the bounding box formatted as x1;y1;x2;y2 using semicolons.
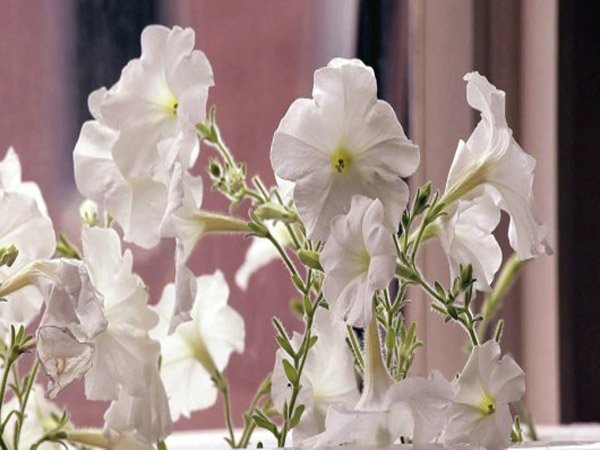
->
444;340;525;450
152;270;245;421
321;195;396;328
444;72;551;260
271;58;419;240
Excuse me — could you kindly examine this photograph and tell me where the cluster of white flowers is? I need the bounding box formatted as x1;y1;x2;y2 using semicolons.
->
0;23;551;450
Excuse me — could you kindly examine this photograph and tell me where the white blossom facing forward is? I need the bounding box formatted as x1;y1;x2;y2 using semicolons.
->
321;196;396;327
100;24;213;178
152;270;245;421
271;308;359;444
445;72;551;260
271;58;419;240
444;340;525;450
74;25;213;249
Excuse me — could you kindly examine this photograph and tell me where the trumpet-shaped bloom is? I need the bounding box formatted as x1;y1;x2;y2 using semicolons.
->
271;58;419;240
320;196;396;327
444;340;525;450
445;72;551;260
271;308;359;444
81;226;160;401
152;270;245;421
73;24;213;249
100;25;212;178
436;197;502;291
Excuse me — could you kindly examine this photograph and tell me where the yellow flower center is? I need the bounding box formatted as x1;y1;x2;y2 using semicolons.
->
164;91;179;116
330;146;353;174
478;391;496;416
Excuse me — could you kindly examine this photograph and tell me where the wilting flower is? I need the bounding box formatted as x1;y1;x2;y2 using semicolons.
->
235;221;292;291
271;308;359;444
303;317;452;447
436;197;502;291
152;270;245;421
74;24;214;248
0;259;108;397
80;226;160;401
444;72;551;260
0;148;55;340
271;58;419;240
444;340;525;450
320;195;396;327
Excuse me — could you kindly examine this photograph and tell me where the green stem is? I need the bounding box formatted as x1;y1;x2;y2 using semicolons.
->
0;351;16;424
237;374;272;448
216;373;237;447
13;358;40;448
277;302;318;447
266;232;305;293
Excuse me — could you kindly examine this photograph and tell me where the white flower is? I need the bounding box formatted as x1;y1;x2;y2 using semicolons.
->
73;24;213;249
271;308;359;444
1;384;64;450
444;340;525;450
152;270;245;421
436;197;502;291
0;259;109;398
0;148;55;340
271;58;419;240
235;221;292;291
80;226;160;401
103;364;172;446
445;72;551;260
0;192;55;340
100;24;212;178
320;195;396;327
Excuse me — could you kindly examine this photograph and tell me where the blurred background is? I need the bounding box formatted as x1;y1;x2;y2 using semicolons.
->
0;0;597;432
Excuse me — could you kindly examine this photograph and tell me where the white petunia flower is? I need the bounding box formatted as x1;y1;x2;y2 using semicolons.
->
271;58;419;240
436;197;502;291
444;72;551;260
271;308;359;444
235;220;292;291
80;226;160;401
1;384;64;450
103;364;172;446
0;259;108;397
152;270;245;421
444;340;525;450
73;24;213;249
100;24;212;178
320;195;396;328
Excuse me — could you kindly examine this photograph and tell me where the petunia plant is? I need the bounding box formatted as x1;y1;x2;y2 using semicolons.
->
0;24;551;450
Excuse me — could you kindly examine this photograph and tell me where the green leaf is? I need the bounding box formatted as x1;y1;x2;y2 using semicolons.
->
252;414;278;436
289;404;306;429
282;359;298;384
276;336;295;358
